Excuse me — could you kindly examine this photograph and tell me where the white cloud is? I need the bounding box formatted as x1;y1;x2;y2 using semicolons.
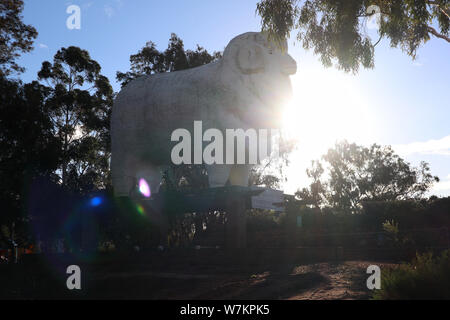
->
394;135;450;157
433;179;450;191
431;174;450;197
39;43;48;49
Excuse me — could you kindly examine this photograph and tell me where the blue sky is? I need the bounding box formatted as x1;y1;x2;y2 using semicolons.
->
18;0;450;196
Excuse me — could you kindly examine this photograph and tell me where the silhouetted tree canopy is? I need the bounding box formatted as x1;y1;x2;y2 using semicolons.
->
38;46;114;193
296;160;326;209
116;33;222;87
296;141;440;213
257;0;449;72
0;76;60;227
0;0;38;77
249;170;281;189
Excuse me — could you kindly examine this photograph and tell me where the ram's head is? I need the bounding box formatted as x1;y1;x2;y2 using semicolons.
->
223;32;297;127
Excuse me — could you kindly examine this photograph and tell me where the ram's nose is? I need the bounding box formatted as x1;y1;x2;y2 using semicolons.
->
282;54;297;75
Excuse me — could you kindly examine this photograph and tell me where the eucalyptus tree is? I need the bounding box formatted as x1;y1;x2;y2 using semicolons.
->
0;0;38;77
297;141;439;213
38;47;114;192
257;0;449;72
117;33;222;88
0;76;60;244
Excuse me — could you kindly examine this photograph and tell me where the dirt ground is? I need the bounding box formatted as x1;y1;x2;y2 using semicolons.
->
82;260;397;300
1;251;399;300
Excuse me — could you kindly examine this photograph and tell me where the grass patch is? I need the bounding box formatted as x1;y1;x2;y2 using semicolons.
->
373;250;450;300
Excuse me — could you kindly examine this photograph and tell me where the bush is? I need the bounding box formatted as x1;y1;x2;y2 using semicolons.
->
373;250;450;299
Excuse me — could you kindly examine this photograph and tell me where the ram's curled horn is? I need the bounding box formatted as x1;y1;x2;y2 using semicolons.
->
237;44;265;74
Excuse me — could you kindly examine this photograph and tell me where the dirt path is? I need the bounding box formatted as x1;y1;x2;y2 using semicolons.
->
191;261;397;300
114;260;398;300
287;261;396;300
1;258;398;299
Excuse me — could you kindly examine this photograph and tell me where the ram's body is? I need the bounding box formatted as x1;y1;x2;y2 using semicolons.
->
111;32;297;197
113;62;224;164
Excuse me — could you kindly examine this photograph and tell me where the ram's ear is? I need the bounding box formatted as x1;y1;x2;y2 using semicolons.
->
237;45;265;74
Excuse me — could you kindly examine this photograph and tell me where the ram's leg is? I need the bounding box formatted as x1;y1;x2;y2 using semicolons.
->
112;156;163;198
134;165;170;246
229;164;252;187
111;170;130;197
205;164;232;187
111;152;137;197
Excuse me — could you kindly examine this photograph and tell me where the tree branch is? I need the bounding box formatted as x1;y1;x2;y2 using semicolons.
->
427;25;450;42
427;0;450;19
373;35;383;47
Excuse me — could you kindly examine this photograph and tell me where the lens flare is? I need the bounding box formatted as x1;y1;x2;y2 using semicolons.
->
136;204;145;216
138;178;151;198
90;196;102;207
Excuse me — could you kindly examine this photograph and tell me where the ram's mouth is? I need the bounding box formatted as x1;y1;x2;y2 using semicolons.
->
282;62;297;76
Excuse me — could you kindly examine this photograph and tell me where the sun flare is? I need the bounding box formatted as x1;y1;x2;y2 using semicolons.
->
281;67;377;193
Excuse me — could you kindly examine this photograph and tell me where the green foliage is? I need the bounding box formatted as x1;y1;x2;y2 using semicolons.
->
256;0;450;73
382;219;399;234
116;33;222;88
280;196;450;247
373;250;450;299
38;46;114;193
382;219;400;244
296;160;326;208
256;0;298;45
248;209;281;231
296;141;439;213
0;0;38;76
161;165;209;192
363;197;450;229
247;210;284;247
101;197;162;250
248;170;281;189
0;77;60;226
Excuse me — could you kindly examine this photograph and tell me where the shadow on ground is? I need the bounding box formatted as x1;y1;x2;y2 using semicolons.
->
0;251;398;300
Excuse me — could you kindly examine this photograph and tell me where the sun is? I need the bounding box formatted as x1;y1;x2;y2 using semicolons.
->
283;68;375;152
281;67;377;193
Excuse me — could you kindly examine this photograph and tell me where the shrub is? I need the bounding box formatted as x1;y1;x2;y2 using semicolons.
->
373;250;450;299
